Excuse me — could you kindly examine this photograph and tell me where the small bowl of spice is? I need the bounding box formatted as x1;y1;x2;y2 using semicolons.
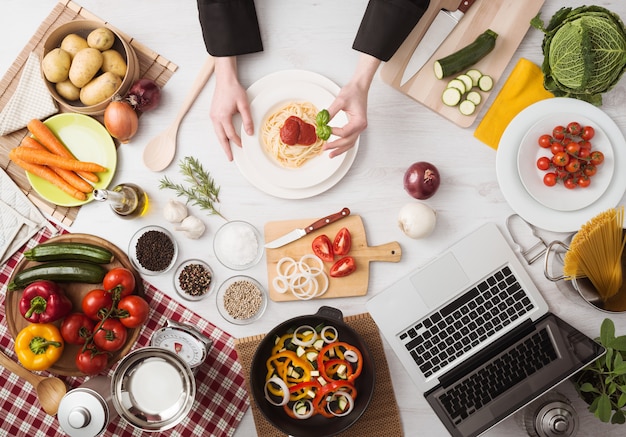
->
213;221;263;270
217;275;267;324
129;225;178;275
174;259;214;301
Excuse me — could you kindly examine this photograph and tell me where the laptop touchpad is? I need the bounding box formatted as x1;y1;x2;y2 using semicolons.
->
410;252;469;309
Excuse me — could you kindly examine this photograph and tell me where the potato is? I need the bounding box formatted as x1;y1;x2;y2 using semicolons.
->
87;27;115;51
41;48;71;83
79;72;122;106
100;49;127;78
55;79;81;101
69;47;103;88
60;33;89;59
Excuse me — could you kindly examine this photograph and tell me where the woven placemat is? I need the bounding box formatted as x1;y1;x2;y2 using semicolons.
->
0;0;177;226
235;313;404;436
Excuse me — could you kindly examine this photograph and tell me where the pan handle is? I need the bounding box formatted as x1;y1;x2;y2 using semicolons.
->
316;306;344;321
544;240;569;282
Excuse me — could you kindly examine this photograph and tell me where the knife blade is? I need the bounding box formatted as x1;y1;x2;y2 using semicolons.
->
264;207;351;249
400;0;475;86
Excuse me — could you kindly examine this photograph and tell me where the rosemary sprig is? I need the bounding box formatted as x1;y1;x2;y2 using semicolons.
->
158;156;226;220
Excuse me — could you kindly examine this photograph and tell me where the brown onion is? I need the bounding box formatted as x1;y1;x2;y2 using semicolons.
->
104;99;138;143
127;78;161;112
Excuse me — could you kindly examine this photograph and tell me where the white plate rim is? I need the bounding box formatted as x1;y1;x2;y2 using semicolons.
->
496;98;626;232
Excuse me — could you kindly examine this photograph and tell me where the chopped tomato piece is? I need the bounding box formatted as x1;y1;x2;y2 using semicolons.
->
332;227;352;256
312;235;334;262
329;256;356;277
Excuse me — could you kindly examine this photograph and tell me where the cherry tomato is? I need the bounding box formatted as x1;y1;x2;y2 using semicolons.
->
312;234;334;262
93;318;127;352
332;228;352;257
565;141;580;156
567;122;582;136
60;313;95;345
543;172;558;187
117;295;150;328
577;176;591;188
75;348;109;375
550;142;564;155
565;159;580;173
103;267;136;299
590;151;604;165
82;289;114;321
564;177;578;189
538;134;552;148
552;152;569;167
583;164;597;177
581;125;595;141
555;169;569;180
579;140;592;150
329;256;356;278
537;156;551;171
578;147;591;159
552;125;566;140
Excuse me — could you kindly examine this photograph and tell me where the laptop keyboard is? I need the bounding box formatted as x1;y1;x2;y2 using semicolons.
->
399;266;535;378
438;327;558;425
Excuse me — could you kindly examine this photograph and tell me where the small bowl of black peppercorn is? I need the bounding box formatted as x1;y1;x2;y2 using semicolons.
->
173;259;214;301
129;225;178;276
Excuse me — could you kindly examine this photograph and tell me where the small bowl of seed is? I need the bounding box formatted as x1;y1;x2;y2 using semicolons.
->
173;259;214;301
216;275;267;324
129;225;178;276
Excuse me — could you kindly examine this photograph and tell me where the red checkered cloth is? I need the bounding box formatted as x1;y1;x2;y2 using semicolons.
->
0;225;249;436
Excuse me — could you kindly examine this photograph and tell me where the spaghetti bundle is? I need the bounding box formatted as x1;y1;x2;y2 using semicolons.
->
261;101;325;168
563;206;626;301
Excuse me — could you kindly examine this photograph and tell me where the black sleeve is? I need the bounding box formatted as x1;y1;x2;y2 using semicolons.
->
353;0;431;61
197;0;263;57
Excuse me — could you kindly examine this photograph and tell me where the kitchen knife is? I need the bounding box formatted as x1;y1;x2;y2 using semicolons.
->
264;207;350;249
400;0;476;86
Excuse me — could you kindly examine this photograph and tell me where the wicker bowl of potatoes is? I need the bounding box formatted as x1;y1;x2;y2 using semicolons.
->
41;20;139;115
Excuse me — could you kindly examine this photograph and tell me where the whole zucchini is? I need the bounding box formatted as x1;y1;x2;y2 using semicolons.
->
24;242;114;264
434;29;498;79
8;261;107;291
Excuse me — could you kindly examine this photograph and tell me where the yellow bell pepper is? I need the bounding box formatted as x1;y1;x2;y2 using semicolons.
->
14;323;64;371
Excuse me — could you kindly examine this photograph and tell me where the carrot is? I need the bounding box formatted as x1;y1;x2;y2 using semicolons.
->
9;149;87;201
20;137;94;194
11;146;107;173
27;118;99;183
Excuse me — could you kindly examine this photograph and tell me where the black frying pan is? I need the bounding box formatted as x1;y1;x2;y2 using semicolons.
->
249;306;375;437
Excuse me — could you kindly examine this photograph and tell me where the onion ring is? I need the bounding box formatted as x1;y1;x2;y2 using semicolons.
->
344;350;359;363
298;254;324;275
321;325;338;343
292;325;317;347
272;276;289;294
292;400;314;419
264;376;290;406
277;257;298;277
328;391;355;417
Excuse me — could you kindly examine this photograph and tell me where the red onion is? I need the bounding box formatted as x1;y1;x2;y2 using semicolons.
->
403;161;440;200
127;78;161;112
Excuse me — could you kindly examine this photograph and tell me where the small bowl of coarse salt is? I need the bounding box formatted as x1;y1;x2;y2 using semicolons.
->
216;275;267;324
213;221;263;270
173;259;214;301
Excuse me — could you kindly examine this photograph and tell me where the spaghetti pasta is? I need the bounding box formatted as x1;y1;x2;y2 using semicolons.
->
563;206;626;301
261;101;325;168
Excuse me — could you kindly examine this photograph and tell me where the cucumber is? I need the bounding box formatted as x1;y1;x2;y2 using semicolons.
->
8;261;107;291
24;242;114;264
433;29;498;79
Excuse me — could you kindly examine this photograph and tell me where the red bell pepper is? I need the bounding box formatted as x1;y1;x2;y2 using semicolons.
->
19;280;72;323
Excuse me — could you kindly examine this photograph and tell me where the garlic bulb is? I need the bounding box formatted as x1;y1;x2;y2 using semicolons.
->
176;215;206;239
164;199;188;223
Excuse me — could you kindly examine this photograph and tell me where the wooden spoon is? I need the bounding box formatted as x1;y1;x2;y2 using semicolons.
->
0;350;67;416
142;56;216;172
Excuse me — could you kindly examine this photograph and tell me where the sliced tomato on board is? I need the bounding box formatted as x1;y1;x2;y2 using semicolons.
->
332;227;352;257
329;256;356;278
312;235;334;262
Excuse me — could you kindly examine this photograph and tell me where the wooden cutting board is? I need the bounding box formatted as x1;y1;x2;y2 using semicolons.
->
264;215;401;301
380;0;546;127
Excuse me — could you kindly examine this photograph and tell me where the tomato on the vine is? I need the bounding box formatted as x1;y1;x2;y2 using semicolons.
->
565;141;580;156
551;142;564;155
581;125;595;141
60;313;95;345
578;147;591;159
577;176;591;188
93;318;127;352
564;177;578;189
553;125;566;140
75;348;108;375
565;159;580;173
117;295;150;328
537;156;551;171
583;164;597;177
82;289;113;321
590;151;604;165
103;267;136;298
538;134;552;148
543;172;557;187
552;152;569;167
567;122;582;136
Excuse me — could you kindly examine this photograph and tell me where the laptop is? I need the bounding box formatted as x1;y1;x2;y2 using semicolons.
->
366;222;605;437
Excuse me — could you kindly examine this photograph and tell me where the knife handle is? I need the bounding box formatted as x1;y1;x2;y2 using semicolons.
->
304;208;350;234
458;0;475;13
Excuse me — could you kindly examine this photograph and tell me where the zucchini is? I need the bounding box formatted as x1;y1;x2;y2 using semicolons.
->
447;79;467;94
459;100;477;116
8;261;107;291
442;87;462;106
478;74;494;92
466;90;482;105
24;242;114;264
434;29;498;79
465;69;483;87
456;74;473;93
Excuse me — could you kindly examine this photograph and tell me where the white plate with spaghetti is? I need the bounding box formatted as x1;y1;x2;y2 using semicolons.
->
242;81;347;189
516;112;614;212
233;70;359;199
496;98;626;232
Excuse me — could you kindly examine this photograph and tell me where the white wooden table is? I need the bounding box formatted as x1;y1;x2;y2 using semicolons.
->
2;1;626;435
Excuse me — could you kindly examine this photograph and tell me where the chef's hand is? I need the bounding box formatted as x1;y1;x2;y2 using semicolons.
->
323;54;381;158
210;56;254;161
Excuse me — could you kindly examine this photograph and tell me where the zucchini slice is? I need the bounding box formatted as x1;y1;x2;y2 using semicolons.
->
478;75;494;92
456;74;473;93
465;69;483;87
442;87;462;107
459;100;477;115
466;90;482;105
446;79;467;94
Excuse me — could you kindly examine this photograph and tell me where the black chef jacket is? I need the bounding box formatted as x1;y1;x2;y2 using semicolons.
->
197;0;430;62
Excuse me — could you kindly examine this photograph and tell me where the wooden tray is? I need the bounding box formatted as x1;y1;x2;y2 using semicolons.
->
5;233;143;376
380;0;545;127
264;215;401;301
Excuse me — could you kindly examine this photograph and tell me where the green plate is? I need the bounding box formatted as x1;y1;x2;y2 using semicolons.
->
26;113;117;207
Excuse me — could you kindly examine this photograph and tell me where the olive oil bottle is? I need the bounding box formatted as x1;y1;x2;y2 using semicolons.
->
93;183;149;218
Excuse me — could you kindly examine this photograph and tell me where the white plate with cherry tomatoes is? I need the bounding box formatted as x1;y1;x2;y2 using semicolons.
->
497;98;626;232
516;113;614;212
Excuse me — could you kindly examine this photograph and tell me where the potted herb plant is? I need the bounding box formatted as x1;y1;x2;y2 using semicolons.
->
573;318;626;424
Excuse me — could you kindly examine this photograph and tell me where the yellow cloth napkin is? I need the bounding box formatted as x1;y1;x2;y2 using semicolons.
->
474;58;553;149
0;52;58;136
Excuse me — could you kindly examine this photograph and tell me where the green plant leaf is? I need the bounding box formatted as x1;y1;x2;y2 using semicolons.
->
597;393;613;422
611;335;626;352
601;318;616;346
606;348;615;371
611;410;625;424
613;362;626;376
618;392;626;408
579;382;600;393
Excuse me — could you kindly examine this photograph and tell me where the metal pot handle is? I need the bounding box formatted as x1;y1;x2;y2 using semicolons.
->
544;240;570;282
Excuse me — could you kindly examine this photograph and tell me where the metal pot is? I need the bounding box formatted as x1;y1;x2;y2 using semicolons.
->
249;306;375;437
